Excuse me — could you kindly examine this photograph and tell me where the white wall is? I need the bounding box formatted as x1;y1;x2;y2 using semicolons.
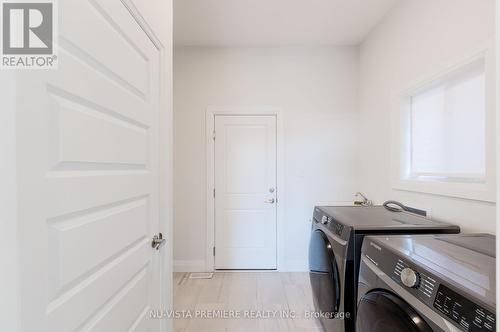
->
173;46;360;271
358;0;496;233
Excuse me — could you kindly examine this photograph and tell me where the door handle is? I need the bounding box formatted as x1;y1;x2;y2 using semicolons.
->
152;233;166;250
265;198;275;204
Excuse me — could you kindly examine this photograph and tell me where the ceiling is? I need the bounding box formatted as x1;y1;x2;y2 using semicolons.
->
174;0;399;46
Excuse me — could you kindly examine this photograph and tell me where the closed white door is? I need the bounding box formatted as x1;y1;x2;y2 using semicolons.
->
15;0;165;331
214;115;277;269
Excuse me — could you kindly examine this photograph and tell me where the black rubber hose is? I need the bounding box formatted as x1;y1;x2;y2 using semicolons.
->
383;200;427;217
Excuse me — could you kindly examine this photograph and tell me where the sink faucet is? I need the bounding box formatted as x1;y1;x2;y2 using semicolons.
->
354;192;373;206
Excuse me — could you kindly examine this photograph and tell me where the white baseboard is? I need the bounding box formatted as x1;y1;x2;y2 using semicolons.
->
174;259;309;272
173;260;206;272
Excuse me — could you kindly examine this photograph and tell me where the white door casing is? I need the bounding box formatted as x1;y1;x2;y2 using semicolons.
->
12;0;168;331
214;115;277;269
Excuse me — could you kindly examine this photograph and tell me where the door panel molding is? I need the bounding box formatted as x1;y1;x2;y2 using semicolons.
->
205;106;285;271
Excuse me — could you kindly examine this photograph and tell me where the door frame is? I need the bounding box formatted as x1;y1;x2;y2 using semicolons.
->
205;106;285;272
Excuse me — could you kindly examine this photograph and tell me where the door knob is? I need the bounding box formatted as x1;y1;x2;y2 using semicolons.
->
152;233;166;250
265;198;275;204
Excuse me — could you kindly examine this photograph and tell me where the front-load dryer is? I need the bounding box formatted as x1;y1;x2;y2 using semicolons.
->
357;233;496;332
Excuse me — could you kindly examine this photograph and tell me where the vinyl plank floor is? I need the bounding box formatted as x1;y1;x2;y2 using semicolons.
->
173;272;324;332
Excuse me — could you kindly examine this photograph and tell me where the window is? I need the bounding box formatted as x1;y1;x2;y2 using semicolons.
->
408;59;486;182
393;49;495;202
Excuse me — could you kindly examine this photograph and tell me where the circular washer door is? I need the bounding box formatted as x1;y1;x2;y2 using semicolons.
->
308;229;340;314
356;290;433;332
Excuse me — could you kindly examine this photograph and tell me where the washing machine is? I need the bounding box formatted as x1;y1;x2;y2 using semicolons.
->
308;206;460;331
357;233;496;332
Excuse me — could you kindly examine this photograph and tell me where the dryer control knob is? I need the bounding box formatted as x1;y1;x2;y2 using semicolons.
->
400;268;420;288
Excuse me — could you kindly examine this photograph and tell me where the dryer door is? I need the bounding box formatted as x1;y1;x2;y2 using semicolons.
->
356;290;432;332
309;229;341;314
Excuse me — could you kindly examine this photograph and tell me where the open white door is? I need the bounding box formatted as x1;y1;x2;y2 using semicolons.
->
214;115;277;269
12;0;167;331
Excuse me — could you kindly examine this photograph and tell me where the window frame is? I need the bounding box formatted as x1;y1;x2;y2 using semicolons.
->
392;42;496;202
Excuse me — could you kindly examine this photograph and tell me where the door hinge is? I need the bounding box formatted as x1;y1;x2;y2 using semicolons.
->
212;130;216;140
213;247;216;256
213;188;216;198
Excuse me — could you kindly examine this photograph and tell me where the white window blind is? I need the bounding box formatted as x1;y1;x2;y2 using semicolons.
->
409;59;486;181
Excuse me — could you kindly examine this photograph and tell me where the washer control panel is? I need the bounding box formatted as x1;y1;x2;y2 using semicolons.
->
433;285;495;332
332;222;344;237
313;208;346;239
393;259;436;299
363;239;496;332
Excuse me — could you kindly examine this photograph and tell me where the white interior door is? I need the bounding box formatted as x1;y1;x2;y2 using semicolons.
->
214;115;277;269
15;0;164;331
